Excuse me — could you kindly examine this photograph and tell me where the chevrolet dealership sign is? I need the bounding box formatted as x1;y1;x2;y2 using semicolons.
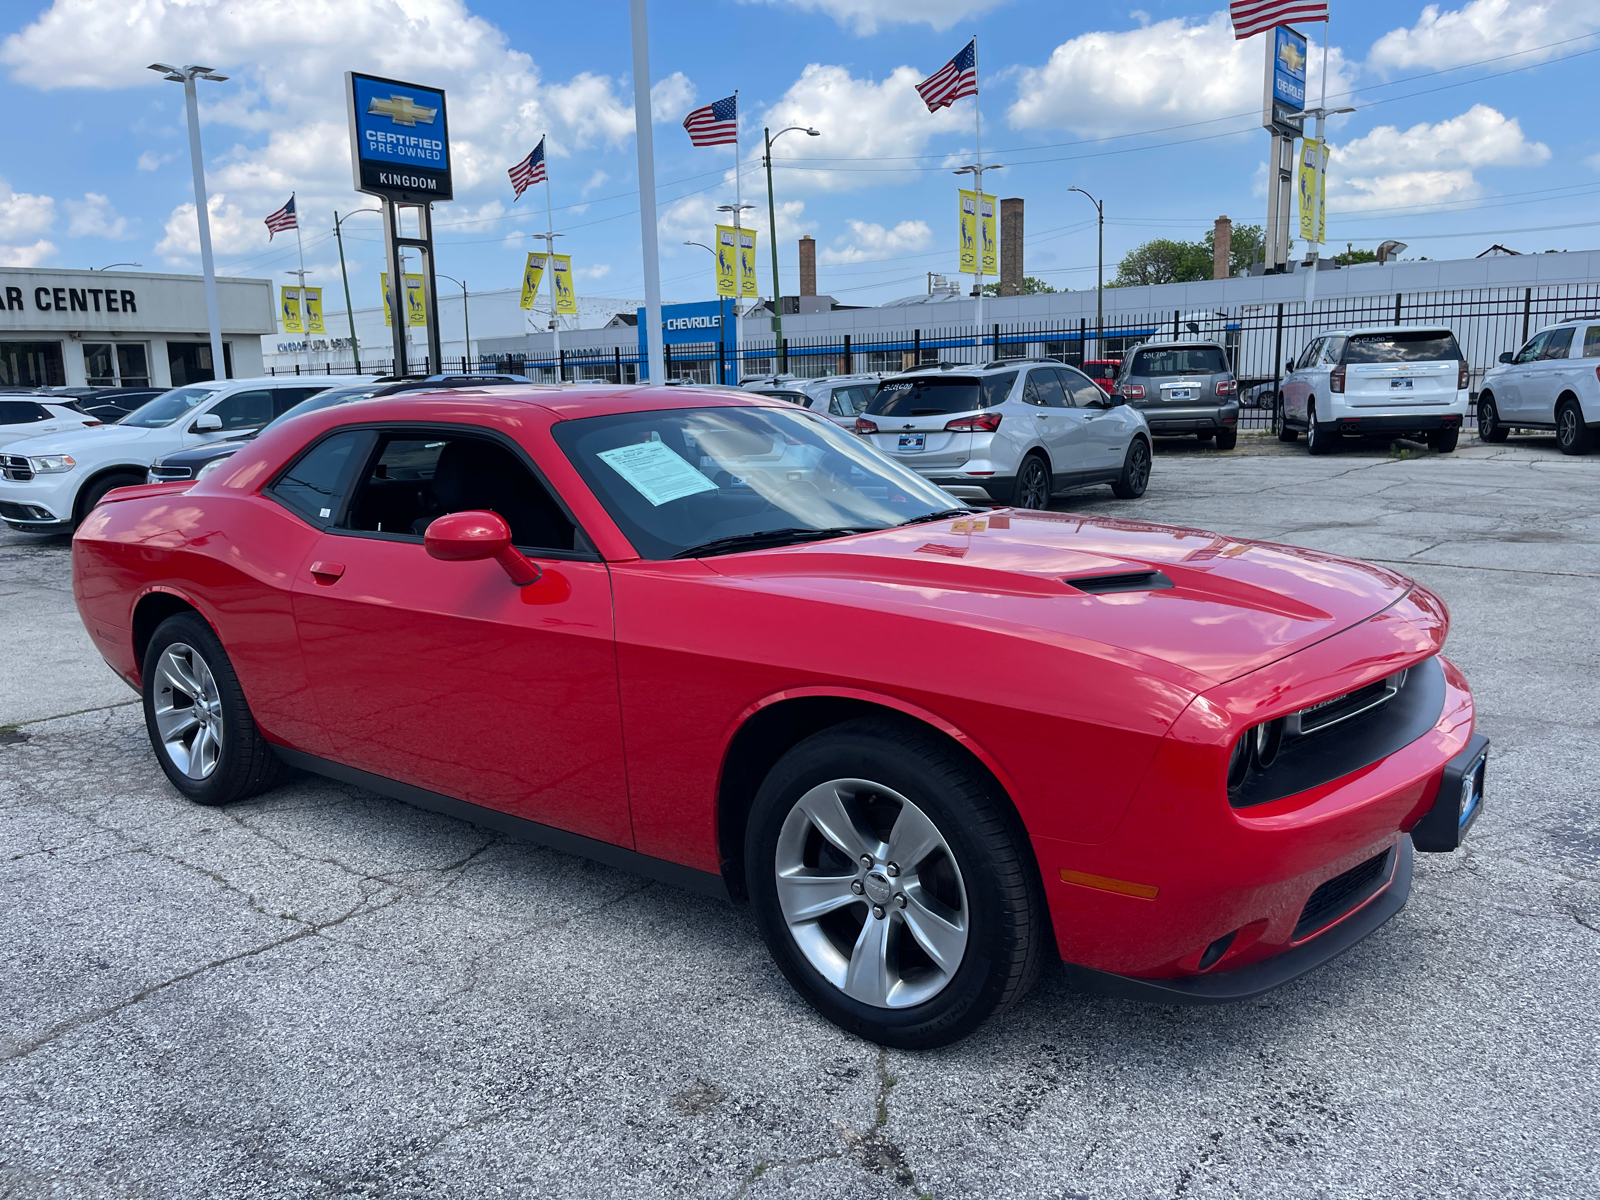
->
346;72;453;203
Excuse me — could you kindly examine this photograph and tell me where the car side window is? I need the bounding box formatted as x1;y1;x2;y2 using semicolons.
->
1539;327;1575;360
343;431;578;553
1295;339;1323;371
980;372;1018;408
1059;368;1105;408
829;386;868;417
1025;369;1067;408
1585;327;1600;359
0;401;51;424
268;430;376;526
270;387;327;416
1512;332;1546;365
208;389;275;431
1321;337;1346;364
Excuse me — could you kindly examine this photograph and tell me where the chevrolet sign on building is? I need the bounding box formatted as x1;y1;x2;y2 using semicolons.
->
346;72;453;203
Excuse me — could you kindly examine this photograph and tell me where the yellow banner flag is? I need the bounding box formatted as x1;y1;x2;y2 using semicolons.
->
280;285;302;334
303;286;325;335
551;254;577;315
381;273;427;327
739;228;758;298
958;190;978;275
979;193;997;277
715;225;738;297
1298;137;1328;244
519;253;546;309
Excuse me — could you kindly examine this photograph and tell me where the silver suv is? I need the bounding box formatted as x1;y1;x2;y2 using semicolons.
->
744;373;882;428
1116;340;1240;448
855;360;1153;507
1478;320;1600;455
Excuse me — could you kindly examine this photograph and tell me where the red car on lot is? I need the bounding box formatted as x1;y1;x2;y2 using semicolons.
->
1081;359;1123;394
72;384;1486;1047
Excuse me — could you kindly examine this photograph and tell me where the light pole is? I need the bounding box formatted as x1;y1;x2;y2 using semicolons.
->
629;0;665;385
684;240;729;382
1289;104;1356;310
148;63;229;381
953;160;1003;364
532;230;564;380
94;262;142;271
437;273;471;372
1068;186;1103;361
333;208;379;373
717;202;755;381
762;124;818;375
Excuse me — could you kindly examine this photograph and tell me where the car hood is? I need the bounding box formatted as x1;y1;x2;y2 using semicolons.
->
2;424;155;457
704;509;1424;689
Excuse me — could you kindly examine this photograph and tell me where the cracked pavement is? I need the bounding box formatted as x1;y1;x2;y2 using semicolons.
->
2;432;1597;1199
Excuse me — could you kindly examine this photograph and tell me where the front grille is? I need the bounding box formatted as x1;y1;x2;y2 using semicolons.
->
1;454;34;482
149;465;194;481
1294;847;1395;942
1291;671;1405;736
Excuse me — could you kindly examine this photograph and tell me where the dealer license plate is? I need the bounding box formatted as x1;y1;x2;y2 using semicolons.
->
898;434;926;452
1390;378;1414;390
1166;388;1195;401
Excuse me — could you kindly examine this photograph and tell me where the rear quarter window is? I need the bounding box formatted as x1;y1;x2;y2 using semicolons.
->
1343;332;1464;363
0;401;50;424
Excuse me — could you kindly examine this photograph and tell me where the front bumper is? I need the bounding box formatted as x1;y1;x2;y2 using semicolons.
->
0;476;75;531
1133;401;1240;435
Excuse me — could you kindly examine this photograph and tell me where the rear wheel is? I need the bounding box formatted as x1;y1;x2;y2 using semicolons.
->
1011;454;1051;509
1214;427;1238;451
746;719;1047;1049
1306;399;1335;456
1556;399;1594;455
1195;431;1215;442
1274;396;1297;442
1427;425;1460;453
1111;437;1151;499
1477;394;1508;443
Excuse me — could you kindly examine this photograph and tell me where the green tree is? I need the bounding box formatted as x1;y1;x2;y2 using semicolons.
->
1335;246;1377;266
1111;238;1214;287
1204;223;1265;277
982;276;1060;296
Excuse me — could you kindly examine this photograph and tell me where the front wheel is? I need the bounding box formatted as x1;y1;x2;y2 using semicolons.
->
1477;395;1508;443
1111;437;1151;498
746;719;1047;1049
142;613;287;806
1556;399;1594;455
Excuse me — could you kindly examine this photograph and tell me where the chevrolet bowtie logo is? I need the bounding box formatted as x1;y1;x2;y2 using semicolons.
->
1279;42;1305;74
368;94;438;126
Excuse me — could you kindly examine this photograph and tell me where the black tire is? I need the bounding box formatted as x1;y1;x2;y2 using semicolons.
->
1010;454;1052;509
1477;394;1508;443
75;471;144;527
1214;427;1238;451
1111;437;1151;499
1555;398;1594;456
1306;399;1335;455
745;718;1048;1049
141;613;288;806
1427;426;1460;453
1275;396;1298;442
1195;431;1215;442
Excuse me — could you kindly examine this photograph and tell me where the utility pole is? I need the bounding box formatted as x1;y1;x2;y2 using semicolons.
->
439;274;471;371
1069;186;1103;360
763;124;819;375
334;208;378;373
629;0;665;385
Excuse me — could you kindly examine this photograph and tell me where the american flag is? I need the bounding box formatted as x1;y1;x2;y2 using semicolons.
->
509;138;547;199
263;195;296;240
1230;0;1328;39
916;39;979;112
683;95;738;147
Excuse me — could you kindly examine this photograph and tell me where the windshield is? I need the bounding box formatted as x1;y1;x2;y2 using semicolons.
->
866;373;1015;416
552;404;959;559
1128;346;1228;377
265;385;385;431
1342;331;1464;363
117;386;217;428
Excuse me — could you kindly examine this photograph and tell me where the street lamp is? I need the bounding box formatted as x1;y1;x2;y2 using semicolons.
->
333;208;380;372
684;240;729;383
762;124;818;374
94;262;143;271
148;63;229;381
717;202;755;381
437;273;472;373
1283;104;1356;308
953;161;1003;363
1068;186;1104;361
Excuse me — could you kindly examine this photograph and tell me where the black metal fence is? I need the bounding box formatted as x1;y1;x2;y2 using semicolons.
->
272;282;1600;433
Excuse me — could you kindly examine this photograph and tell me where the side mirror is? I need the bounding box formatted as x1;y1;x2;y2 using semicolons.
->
1498;352;1514;364
193;413;223;432
424;511;542;586
1285;359;1296;374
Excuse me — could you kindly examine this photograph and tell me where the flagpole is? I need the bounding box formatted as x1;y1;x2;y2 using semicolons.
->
292;197;311;373
542;137;562;381
972;37;984;364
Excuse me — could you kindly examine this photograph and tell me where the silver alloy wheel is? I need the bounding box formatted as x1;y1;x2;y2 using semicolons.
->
1126;440;1150;493
1557;404;1578;449
1017;458;1050;509
153;642;224;779
1306;402;1319;450
774;778;969;1009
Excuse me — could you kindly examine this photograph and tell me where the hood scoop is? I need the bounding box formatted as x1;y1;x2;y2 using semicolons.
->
1064;569;1174;595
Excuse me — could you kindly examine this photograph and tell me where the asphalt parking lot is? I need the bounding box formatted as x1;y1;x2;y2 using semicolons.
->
3;432;1597;1200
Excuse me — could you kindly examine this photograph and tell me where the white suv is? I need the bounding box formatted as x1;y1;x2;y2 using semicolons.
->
1477;320;1600;455
743;373;883;428
0;376;359;532
1275;326;1469;455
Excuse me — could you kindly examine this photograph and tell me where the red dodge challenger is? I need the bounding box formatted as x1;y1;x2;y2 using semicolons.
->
72;385;1486;1048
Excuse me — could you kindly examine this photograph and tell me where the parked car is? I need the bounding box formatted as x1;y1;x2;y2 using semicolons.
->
37;386;170;423
856;360;1152;507
146;374;536;483
745;373;883;427
1274;327;1469;455
1080;359;1122;395
1477;320;1600;454
1116;341;1240;448
0;376;362;532
72;384;1486;1047
0;398;104;450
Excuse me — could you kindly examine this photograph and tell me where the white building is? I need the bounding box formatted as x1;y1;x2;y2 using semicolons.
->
0;266;273;388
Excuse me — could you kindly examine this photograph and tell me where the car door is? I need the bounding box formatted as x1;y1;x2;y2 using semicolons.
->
1495;332;1545;420
287;425;632;846
1061;366;1126;471
1019;367;1078;474
185;388;275;448
1284;339;1322;423
1523;326;1576;424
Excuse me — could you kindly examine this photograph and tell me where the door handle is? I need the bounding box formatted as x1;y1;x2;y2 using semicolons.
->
309;561;345;584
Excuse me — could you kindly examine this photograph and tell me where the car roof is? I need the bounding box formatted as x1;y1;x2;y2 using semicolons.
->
1128;341;1226;351
1307;326;1457;338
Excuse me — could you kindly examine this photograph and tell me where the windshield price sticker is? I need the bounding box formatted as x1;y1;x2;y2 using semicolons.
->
597;440;719;507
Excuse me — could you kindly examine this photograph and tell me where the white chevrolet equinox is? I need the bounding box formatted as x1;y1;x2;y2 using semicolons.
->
0;376;355;532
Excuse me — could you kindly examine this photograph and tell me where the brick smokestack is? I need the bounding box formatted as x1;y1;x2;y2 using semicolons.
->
1213;215;1232;280
1000;198;1024;297
798;236;817;297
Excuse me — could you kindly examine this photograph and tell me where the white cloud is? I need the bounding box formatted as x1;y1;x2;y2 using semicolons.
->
0;240;56;267
650;72;695;124
750;0;1004;36
65;192;132;239
155;192;257;264
581;169;610;197
136;151;173;172
1329;105;1549;211
819;218;932;265
1009;13;1354;136
1368;0;1600;72
759;64;969;192
577;263;611;281
0;177;55;241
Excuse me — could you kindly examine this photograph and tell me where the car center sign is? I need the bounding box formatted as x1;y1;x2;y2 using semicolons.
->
1262;25;1307;137
346;72;453;204
637;300;731;354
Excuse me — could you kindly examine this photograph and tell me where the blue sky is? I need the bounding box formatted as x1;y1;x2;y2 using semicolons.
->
1;0;1597;315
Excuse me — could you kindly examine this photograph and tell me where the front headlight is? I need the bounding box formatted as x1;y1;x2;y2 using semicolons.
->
28;454;76;474
196;457;228;481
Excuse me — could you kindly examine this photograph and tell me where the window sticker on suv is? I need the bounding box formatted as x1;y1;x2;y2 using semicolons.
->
1343;332;1464;363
